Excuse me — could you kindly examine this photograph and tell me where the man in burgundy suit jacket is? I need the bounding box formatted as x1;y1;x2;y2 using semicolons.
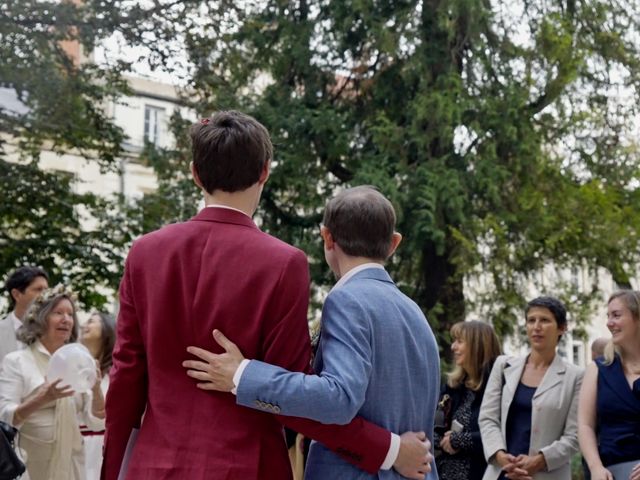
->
102;111;431;480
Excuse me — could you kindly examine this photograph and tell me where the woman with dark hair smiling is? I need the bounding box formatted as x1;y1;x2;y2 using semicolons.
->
81;312;115;379
81;311;116;480
479;296;583;480
0;286;105;480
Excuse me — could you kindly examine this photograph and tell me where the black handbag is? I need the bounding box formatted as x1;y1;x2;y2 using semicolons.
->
434;393;452;459
434;393;452;435
0;421;26;480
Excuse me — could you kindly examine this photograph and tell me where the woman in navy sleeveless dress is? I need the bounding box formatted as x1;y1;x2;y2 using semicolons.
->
579;290;640;480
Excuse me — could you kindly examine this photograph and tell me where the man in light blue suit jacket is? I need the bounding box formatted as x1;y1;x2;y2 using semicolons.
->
185;186;440;480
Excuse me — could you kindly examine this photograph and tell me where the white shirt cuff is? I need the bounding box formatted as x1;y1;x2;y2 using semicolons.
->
231;359;250;395
380;432;401;470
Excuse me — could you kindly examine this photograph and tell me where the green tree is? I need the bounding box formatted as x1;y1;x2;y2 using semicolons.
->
5;0;640;354
0;0;135;307
119;116;201;236
0;0;203;308
139;0;640;352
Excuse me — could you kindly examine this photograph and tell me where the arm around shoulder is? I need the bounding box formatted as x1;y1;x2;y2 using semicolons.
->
239;266;372;425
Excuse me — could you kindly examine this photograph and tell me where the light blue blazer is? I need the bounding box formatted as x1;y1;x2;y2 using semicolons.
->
236;267;440;479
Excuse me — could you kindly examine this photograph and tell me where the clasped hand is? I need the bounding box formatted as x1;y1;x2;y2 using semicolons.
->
183;329;244;391
439;431;459;455
497;451;546;480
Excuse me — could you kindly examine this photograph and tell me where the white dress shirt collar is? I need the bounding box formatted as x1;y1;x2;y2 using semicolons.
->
9;311;27;349
205;204;251;218
33;340;53;358
331;263;385;292
9;311;21;332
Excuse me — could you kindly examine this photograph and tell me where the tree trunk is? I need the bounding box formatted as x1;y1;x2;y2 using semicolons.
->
418;235;466;362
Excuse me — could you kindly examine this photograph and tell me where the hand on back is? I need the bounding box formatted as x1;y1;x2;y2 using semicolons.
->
183;330;245;392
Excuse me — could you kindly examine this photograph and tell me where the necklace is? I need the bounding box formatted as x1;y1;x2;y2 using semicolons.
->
623;359;640;375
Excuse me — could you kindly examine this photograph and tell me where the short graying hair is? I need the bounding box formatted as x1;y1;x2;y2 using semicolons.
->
17;292;79;346
323;186;396;260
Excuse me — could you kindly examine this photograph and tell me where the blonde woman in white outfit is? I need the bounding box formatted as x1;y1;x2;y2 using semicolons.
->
479;296;583;480
0;286;105;480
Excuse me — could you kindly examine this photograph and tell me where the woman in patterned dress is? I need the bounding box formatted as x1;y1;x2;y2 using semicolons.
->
435;320;501;480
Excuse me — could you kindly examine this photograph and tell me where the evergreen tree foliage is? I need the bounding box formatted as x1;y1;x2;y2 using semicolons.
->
4;0;640;354
0;0;133;307
142;0;640;350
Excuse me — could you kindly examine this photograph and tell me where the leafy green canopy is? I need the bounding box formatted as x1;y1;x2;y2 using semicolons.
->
0;0;199;309
0;0;132;308
139;0;640;349
4;0;640;353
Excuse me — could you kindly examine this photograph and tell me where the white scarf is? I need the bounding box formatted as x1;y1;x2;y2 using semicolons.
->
29;343;83;480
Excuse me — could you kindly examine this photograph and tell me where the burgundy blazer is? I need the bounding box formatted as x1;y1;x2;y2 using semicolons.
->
102;208;391;480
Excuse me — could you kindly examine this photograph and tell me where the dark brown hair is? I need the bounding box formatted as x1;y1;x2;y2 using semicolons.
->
525;296;568;329
525;296;568;342
323;186;396;260
189;110;273;193
92;312;116;375
4;266;49;309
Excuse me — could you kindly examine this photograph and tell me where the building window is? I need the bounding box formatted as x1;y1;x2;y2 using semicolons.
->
571;266;581;290
53;169;78;193
572;342;584;366
144;105;164;145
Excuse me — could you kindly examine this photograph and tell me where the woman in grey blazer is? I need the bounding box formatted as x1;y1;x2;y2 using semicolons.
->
478;297;583;480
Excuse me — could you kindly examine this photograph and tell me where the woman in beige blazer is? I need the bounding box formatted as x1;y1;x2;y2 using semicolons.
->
478;296;583;480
